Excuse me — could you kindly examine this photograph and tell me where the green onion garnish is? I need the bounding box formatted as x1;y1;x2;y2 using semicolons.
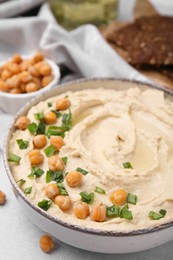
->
47;102;52;107
51;110;62;117
94;186;106;194
106;205;120;218
76;167;88;175
149;209;167;220
34;112;44;121
123;162;133;169
62;157;68;165
16;139;29;149
46;170;64;183
27;122;38;134
44;145;56;157
16;179;26;186
36;121;46;135
57;183;68;195
80;192;94;204
46;126;65;138
127;193;137;205
8;153;21;163
120;204;133;220
24;187;32;195
28;166;44;178
38;199;52;211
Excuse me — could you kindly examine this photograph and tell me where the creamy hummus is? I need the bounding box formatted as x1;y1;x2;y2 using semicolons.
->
8;87;173;231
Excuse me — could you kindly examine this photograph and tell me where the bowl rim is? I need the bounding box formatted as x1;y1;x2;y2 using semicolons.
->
3;77;173;237
0;56;61;98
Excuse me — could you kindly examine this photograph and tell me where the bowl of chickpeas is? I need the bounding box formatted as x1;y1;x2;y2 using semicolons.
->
0;52;60;114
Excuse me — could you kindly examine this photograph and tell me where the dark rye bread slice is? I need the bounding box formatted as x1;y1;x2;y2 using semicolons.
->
107;16;173;67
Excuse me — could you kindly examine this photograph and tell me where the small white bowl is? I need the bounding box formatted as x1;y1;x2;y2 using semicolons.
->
0;56;61;115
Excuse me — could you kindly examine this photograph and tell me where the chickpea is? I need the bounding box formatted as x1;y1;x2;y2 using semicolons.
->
90;204;106;222
1;70;12;80
9;75;20;89
25;82;39;93
8;63;21;74
48;155;64;172
28;66;40;77
50;136;64;151
54;195;72;211
15;116;30;130
32;77;41;88
33;52;44;63
39;64;52;76
66;171;83;187
19;71;32;83
110;189;127;206
33;135;47;149
74;202;90;219
0;80;9;92
39;235;55;253
20;60;32;71
45;183;60;199
10;88;22;94
34;62;43;71
42;75;53;87
12;54;22;64
56;98;71;111
20;83;26;93
0;190;6;205
44;111;57;125
29;149;44;165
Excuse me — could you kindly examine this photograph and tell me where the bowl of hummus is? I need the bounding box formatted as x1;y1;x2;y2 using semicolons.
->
3;78;173;253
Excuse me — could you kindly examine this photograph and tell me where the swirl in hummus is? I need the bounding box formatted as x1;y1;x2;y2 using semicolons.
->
8;87;173;231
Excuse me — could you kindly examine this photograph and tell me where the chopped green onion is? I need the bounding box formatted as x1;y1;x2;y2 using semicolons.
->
123;162;133;169
57;183;68;195
120;204;133;220
62;157;68;165
44;145;56;157
16;139;29;149
149;209;167;220
28;166;44;178
46;170;64;183
76;167;88;175
127;193;137;205
51;110;62;117
46;126;65;138
38;199;52;211
61;111;72;130
34;112;44;121
8;153;21;163
106;205;120;218
24;187;32;195
80;192;94;204
159;209;167;217
36;121;46;135
47;102;52;107
16;179;26;186
27;122;38;134
94;186;106;194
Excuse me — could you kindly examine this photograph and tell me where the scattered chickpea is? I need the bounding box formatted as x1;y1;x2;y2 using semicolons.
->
45;183;60;199
50;136;64;152
10;88;22;94
15;116;30;130
33;135;47;149
33;52;44;63
44;111;57;125
19;71;32;83
48;155;64;172
54;195;72;211
0;190;6;205
12;54;22;64
66;171;83;187
25;82;39;93
1;70;11;80
29;149;44;165
90;204;106;222
42;75;53;87
56;98;71;111
39;63;52;76
110;189;127;206
39;235;55;253
74;202;90;219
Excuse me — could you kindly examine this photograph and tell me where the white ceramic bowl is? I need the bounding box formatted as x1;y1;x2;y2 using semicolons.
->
0;56;60;115
3;78;173;254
